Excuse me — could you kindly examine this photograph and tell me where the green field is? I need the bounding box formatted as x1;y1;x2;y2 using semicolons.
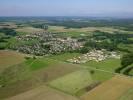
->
0;17;133;100
48;26;123;33
81;75;133;100
91;69;114;82
26;58;58;71
49;53;121;74
0;57;59;87
0;51;115;97
82;58;121;73
49;70;93;94
0;54;82;99
49;53;81;61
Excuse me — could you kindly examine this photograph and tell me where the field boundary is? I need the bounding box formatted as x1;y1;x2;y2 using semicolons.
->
49;58;133;79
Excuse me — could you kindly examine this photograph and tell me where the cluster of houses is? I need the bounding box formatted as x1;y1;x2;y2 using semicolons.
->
17;32;55;41
67;49;120;64
16;32;83;55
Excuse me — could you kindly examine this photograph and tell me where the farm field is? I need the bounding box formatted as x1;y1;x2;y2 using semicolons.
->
0;22;17;29
0;55;82;99
0;16;133;100
49;68;114;95
15;27;44;33
48;53;115;82
48;26;125;33
119;88;133;100
6;85;79;100
49;70;93;94
81;75;133;100
90;69;114;82
0;50;114;99
49;53;81;61
0;50;25;71
47;26;128;37
82;58;121;73
49;53;121;73
31;61;82;82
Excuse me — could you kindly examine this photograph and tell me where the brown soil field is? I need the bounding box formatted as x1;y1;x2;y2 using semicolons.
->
6;85;79;100
0;62;81;99
0;50;25;71
81;75;133;100
32;62;81;82
0;79;38;99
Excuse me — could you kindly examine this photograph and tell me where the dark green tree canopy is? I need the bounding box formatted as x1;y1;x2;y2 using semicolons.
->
121;53;133;67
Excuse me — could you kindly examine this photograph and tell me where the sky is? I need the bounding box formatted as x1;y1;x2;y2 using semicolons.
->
0;0;133;17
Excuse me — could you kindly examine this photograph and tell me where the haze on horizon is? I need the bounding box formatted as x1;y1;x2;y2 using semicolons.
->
0;0;133;18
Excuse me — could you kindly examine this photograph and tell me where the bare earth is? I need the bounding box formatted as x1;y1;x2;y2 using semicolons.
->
6;85;79;100
81;75;133;100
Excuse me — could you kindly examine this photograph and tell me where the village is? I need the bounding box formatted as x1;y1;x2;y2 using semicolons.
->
15;32;83;55
67;49;120;64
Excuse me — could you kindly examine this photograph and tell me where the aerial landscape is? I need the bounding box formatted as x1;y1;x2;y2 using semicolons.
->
0;0;133;100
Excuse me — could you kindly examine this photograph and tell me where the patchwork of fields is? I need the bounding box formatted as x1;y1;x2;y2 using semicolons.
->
0;50;133;100
6;85;79;100
0;15;133;100
81;75;133;100
0;51;82;99
48;26;125;33
82;58;121;73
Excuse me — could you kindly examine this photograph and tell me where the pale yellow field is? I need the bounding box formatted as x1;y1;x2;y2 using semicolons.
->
6;85;79;100
81;75;133;100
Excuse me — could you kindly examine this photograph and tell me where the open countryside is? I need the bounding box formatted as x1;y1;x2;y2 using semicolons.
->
0;0;133;100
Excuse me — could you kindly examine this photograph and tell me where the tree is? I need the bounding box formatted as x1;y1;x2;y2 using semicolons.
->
115;53;133;73
0;28;16;36
80;46;91;54
121;53;133;67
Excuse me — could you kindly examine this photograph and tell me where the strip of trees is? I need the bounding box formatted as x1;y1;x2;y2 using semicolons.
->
115;53;133;75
